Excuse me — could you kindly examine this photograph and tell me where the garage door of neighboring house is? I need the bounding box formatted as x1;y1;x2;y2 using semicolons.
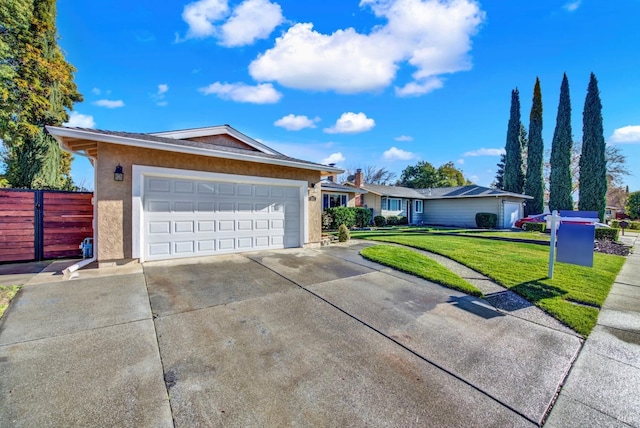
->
136;167;304;261
503;202;521;228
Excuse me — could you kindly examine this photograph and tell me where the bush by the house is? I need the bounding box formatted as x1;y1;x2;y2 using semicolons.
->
354;207;372;228
338;224;351;242
475;212;497;229
523;222;546;232
386;216;399;226
374;215;386;227
397;216;409;225
322;207;356;230
595;227;620;241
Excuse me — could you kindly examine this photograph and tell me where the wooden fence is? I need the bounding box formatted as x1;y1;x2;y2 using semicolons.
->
0;189;93;263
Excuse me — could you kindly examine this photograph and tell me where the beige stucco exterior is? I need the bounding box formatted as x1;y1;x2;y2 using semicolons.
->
96;142;321;264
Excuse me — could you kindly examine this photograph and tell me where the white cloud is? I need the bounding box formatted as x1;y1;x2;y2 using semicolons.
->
383;146;415;161
94;99;124;108
469;175;479;183
463;148;505;157
92;88;101;95
563;1;581;12
249;0;484;95
180;0;282;46
182;0;228;39
63;112;96;128
198;82;282;103
221;0;284;47
457;158;464;165
608;125;640;144
153;84;169;106
157;84;169;95
322;152;346;165
274;114;320;131
395;77;444;97
324;112;375;134
395;135;413;142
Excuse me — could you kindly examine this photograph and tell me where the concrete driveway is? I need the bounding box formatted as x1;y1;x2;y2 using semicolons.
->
0;243;582;427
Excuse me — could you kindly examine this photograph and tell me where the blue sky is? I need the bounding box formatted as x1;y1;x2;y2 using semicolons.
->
57;0;640;192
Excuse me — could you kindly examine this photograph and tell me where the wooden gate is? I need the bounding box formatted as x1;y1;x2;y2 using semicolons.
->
0;189;93;263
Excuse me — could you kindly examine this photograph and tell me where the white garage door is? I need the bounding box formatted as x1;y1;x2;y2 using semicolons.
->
142;176;301;261
503;202;521;228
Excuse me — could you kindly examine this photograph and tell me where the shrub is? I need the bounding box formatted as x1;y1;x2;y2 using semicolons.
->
595;227;619;241
322;211;333;231
611;220;640;230
323;207;356;230
354;207;372;228
475;212;497;229
374;215;386;227
397;216;409;225
386;216;399;226
338;224;351;242
523;222;546;232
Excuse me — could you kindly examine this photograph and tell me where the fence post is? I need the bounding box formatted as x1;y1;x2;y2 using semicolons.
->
34;190;44;261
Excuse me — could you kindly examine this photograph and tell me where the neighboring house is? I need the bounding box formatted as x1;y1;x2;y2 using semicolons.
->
345;179;532;228
46;125;342;266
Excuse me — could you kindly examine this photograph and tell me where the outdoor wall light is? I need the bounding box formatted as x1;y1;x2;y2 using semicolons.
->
114;164;124;181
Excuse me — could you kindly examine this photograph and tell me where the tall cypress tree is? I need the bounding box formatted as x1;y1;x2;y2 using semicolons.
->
524;77;544;215
493;153;506;190
549;73;574;211
503;89;525;194
578;73;607;220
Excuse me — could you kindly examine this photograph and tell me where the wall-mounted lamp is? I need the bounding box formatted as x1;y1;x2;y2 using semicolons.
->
114;164;124;181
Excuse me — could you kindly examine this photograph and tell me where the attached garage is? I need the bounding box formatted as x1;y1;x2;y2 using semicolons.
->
46;125;341;267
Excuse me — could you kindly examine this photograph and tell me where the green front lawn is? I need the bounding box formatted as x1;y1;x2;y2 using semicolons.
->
351;231;625;336
361;245;483;297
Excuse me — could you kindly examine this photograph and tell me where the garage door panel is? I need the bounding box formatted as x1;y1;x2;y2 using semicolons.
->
143;176;301;261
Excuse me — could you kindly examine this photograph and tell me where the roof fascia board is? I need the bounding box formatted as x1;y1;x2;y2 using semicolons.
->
149;125;280;155
46;126;343;174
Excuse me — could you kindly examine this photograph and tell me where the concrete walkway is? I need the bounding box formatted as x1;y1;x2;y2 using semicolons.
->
545;231;640;427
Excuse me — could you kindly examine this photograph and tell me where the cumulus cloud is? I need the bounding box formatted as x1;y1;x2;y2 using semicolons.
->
383;146;415;161
94;99;124;108
322;152;346;165
157;84;169;95
274;114;320;131
180;0;283;46
153;84;169;106
608;125;640;144
199;82;282;103
563;1;581;12
324;112;375;134
249;0;484;95
463;148;505;157
457;158;464;165
221;0;284;47
395;135;413;141
63;112;96;128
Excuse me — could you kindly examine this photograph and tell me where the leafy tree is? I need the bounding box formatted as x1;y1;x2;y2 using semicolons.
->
578;73;607;220
0;0;82;189
626;191;640;219
503;89;525;193
492;153;505;189
607;185;627;211
549;73;574;211
398;161;469;188
524;77;544;215
343;165;397;185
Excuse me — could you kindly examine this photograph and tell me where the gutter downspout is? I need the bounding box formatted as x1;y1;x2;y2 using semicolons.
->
47;129;98;277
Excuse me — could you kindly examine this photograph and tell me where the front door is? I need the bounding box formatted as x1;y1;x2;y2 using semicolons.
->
406;200;412;224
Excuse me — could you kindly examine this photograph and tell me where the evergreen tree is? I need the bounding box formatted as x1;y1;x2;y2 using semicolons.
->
578;73;607;220
549;73;574;211
524;77;544;215
503;89;525;193
0;0;82;189
493;153;506;190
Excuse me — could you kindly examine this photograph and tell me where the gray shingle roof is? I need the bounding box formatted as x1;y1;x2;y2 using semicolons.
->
321;179;367;193
360;184;425;198
417;185;532;199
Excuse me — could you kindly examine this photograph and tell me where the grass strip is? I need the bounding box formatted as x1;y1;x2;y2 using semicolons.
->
360;244;483;297
0;285;21;319
352;231;625;336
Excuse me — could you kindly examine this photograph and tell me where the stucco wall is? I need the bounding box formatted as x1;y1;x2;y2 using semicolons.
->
362;193;382;216
96;142;321;263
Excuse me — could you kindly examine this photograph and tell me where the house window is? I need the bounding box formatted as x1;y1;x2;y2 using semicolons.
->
323;193;347;209
414;200;423;213
386;198;401;211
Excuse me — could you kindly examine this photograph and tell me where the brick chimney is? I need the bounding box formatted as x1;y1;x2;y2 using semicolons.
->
355;168;363;188
354;168;363;207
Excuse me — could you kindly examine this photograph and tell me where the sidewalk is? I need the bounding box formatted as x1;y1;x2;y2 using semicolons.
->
545;231;640;427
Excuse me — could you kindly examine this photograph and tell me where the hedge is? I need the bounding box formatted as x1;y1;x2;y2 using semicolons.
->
374;215;386;227
475;212;497;229
523;222;546;232
323;207;372;230
595;227;620;241
610;220;640;230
